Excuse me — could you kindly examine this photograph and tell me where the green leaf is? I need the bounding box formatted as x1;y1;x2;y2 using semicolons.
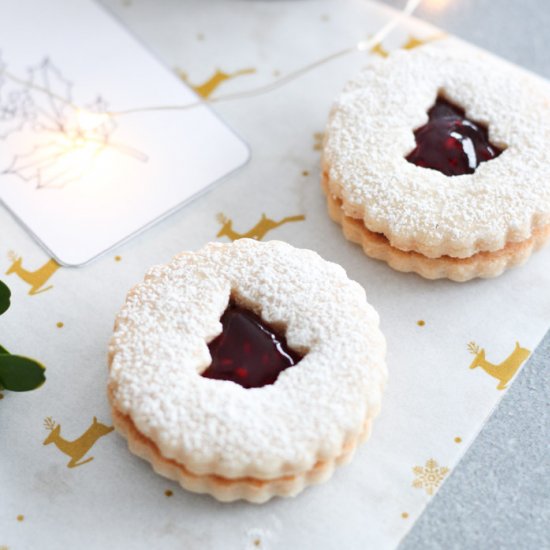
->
0;345;9;354
0;354;46;391
0;280;11;316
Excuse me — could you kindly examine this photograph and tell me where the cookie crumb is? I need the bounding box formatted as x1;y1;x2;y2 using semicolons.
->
253;539;261;547
454;436;462;443
313;132;324;151
302;170;309;177
115;255;122;262
164;489;173;497
0;393;4;400
401;512;409;519
56;322;64;328
16;515;24;522
417;320;425;327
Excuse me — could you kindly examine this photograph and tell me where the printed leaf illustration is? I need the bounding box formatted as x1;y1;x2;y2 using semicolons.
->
0;89;33;140
0;53;146;189
28;57;73;132
0;354;46;391
0;280;11;315
0;53;35;139
0;57;119;189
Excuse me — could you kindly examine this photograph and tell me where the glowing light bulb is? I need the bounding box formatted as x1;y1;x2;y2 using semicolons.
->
76;109;108;132
423;0;453;11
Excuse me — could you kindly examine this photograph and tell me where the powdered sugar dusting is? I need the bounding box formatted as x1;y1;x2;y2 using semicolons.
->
323;44;550;258
108;240;386;479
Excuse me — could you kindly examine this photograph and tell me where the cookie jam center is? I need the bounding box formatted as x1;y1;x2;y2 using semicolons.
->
406;95;503;176
202;302;303;389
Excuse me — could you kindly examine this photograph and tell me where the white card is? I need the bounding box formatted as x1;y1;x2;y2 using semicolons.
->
0;0;249;266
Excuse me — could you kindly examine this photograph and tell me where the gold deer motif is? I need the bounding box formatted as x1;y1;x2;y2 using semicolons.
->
402;33;447;51
216;213;305;242
176;67;256;99
468;341;530;390
370;33;446;59
370;42;389;58
5;251;60;295
43;416;113;468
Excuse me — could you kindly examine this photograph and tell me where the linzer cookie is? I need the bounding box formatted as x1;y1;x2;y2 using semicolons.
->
322;44;550;281
108;239;386;503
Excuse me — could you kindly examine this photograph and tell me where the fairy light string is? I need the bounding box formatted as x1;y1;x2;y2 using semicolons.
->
0;0;423;119
0;0;424;188
112;0;423;115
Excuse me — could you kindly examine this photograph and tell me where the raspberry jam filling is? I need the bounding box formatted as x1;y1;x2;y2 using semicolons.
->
406;96;503;176
202;302;302;389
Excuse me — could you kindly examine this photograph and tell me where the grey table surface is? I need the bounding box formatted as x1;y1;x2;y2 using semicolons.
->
379;1;550;548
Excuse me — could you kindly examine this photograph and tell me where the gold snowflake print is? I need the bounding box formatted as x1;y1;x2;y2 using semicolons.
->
412;459;449;495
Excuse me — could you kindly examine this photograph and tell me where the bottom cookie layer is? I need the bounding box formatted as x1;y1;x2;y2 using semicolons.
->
111;403;378;503
322;178;550;282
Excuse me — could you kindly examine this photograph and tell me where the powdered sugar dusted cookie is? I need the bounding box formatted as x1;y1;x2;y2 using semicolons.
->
322;44;550;281
108;239;386;502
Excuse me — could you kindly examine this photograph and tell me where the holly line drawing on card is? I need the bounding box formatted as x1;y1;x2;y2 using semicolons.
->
0;54;147;189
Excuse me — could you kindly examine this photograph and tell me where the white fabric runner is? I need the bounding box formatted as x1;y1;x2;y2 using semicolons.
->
2;1;549;548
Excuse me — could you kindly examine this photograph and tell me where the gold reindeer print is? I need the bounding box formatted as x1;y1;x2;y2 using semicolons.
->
412;459;449;495
43;416;113;468
401;33;447;51
370;42;389;58
176;67;256;99
216;213;305;242
5;251;60;295
468;341;530;391
369;34;445;59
